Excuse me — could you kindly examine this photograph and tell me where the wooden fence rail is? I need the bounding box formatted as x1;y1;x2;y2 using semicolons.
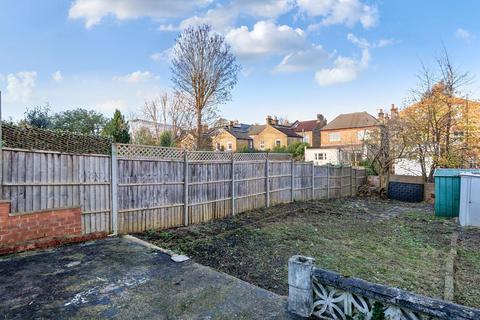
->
0;144;366;235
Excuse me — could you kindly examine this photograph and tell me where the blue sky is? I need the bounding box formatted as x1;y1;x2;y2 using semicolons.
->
1;0;479;124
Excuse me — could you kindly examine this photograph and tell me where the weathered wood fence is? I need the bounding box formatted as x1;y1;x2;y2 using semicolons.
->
0;144;366;235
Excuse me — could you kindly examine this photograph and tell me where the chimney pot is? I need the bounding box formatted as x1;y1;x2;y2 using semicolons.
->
266;115;272;125
378;109;385;120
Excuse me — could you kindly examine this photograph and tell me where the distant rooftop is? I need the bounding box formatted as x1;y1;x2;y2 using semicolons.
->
321;112;379;131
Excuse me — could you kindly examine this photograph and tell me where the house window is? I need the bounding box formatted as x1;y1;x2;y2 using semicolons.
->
248;140;253;149
260;140;265;150
303;135;309;143
216;143;221;151
275;139;281;147
328;132;341;142
317;153;326;160
357;130;365;141
227;142;233;151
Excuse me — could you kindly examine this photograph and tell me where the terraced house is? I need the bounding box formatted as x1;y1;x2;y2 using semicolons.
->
305;111;380;165
290;114;327;147
249;116;302;150
211;121;253;152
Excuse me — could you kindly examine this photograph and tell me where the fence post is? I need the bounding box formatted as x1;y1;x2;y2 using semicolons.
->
265;155;270;207
340;166;343;197
231;155;235;216
351;167;356;196
311;162;315;200
291;159;295;203
111;144;119;235
183;150;189;226
288;255;315;317
326;164;330;199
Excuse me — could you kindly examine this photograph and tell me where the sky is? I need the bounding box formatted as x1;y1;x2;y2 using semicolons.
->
1;0;480;125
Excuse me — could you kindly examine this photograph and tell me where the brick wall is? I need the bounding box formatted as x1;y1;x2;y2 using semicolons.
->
320;126;378;147
0;201;106;255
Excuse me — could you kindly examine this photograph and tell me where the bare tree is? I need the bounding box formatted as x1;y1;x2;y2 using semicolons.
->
364;115;408;193
171;24;241;149
403;48;475;181
142;91;195;143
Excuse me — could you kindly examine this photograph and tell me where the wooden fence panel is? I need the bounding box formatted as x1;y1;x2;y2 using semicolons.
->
269;160;292;206
0;148;112;234
0;145;367;235
314;165;329;200
293;162;314;202
234;161;266;213
116;158;185;233
188;162;232;225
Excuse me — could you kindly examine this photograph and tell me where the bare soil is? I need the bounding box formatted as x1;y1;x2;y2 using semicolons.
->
136;197;480;308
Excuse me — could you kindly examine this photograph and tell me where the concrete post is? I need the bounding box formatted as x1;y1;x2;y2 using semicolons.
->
111;144;118;235
291;159;295;203
231;157;235;216
311;162;315;200
288;255;315;317
265;155;270;207
184;150;189;226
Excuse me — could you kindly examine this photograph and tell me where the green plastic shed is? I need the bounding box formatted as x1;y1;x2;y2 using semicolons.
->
434;168;480;217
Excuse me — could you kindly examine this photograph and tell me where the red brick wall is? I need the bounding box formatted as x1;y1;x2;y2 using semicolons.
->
0;201;106;255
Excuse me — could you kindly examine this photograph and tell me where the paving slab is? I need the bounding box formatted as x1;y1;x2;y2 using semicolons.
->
0;237;299;320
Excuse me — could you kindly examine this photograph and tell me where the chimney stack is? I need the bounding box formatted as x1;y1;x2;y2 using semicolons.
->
228;120;235;129
266;115;273;125
273;116;279;126
378;108;385;121
316;114;327;127
390;104;399;118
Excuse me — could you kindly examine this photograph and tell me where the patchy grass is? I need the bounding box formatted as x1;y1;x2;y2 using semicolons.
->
456;228;480;308
136;197;480;308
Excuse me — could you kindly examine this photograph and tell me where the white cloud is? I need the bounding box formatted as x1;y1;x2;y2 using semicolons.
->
170;0;294;33
157;24;179;32
226;21;306;57
95;99;126;114
113;71;158;83
150;49;172;62
347;33;396;49
298;0;378;29
52;71;63;81
375;38;396;48
4;71;37;101
455;28;474;42
179;8;237;32
315;48;370;86
275;45;328;72
69;0;211;28
315;33;372;86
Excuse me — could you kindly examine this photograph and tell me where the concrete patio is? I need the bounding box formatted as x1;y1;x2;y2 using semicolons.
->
0;237;298;319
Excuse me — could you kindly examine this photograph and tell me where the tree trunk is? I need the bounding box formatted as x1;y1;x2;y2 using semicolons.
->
196;110;202;150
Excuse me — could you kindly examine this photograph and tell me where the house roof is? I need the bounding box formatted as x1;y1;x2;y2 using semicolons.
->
292;120;318;132
225;128;252;140
248;125;266;135
248;124;302;138
321;112;379;131
272;125;303;138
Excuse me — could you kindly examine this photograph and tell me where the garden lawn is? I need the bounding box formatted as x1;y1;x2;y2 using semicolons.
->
136;197;480;308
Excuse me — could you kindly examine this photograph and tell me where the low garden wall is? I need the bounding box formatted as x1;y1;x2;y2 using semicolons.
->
0;201;106;255
288;255;480;320
367;175;435;203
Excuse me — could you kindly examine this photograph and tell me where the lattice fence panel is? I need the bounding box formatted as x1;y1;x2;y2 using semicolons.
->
188;151;233;162
233;153;267;162
116;144;185;160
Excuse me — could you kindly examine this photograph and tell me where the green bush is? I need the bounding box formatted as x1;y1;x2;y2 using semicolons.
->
159;131;174;147
358;159;377;175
